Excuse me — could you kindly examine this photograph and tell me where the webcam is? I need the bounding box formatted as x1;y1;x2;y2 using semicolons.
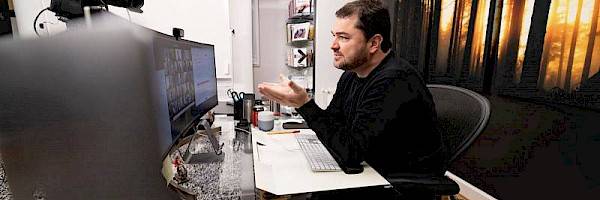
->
173;28;184;40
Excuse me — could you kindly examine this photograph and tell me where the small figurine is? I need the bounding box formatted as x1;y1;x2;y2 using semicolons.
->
173;154;189;184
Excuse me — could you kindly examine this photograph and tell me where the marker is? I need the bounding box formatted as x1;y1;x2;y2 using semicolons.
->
267;130;300;135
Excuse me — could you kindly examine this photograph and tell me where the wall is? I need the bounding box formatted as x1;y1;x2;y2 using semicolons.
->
12;0;66;38
109;2;232;81
12;0;255;102
229;0;254;93
253;0;348;107
112;0;254;98
314;0;348;108
111;0;254;98
108;0;239;101
253;0;289;99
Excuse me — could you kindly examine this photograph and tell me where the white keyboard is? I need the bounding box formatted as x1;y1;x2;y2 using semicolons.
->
295;134;342;172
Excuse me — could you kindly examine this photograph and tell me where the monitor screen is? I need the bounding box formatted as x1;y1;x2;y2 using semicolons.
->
191;45;218;116
152;33;218;140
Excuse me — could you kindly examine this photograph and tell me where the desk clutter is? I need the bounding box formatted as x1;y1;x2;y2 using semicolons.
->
229;94;310;131
228;89;253;121
163;117;255;199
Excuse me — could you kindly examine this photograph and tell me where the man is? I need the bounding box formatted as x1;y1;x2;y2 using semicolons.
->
259;0;446;196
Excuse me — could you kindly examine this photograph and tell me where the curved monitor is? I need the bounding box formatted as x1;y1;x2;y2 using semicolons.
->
152;33;218;140
0;15;224;199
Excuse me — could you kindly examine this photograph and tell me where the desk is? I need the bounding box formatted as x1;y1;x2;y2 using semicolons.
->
174;116;390;198
252;121;390;195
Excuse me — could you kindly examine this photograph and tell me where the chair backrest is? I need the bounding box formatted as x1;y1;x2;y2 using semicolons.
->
427;84;491;165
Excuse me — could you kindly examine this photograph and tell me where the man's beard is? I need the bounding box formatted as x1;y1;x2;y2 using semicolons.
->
335;49;369;71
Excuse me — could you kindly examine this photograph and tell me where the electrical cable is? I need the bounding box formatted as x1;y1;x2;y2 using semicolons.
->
33;8;50;37
98;0;109;11
126;8;131;21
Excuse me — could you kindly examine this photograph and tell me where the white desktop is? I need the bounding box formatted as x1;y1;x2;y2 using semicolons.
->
251;120;390;195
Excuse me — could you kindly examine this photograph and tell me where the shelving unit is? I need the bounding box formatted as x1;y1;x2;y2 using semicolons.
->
285;0;316;98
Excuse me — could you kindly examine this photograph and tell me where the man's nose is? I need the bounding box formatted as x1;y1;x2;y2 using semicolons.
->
331;40;339;51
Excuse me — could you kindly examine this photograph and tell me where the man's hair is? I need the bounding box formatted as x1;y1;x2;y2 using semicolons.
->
335;0;392;52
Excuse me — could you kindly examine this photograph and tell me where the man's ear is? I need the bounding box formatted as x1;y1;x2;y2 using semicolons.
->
368;34;383;53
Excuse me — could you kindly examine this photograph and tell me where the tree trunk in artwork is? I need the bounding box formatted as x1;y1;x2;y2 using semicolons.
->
564;0;584;91
447;0;465;80
497;1;513;69
499;0;526;89
427;0;442;81
557;1;570;88
483;0;503;94
580;0;600;84
384;0;397;52
519;0;552;92
397;0;424;67
411;0;424;67
395;0;407;62
446;0;459;75
460;0;480;83
419;0;432;75
453;1;471;80
538;0;560;89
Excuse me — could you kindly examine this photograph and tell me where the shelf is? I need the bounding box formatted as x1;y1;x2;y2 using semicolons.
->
287;15;314;23
286;0;315;96
287;40;313;46
286;64;313;69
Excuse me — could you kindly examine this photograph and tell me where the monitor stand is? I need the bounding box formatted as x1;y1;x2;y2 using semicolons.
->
183;119;224;164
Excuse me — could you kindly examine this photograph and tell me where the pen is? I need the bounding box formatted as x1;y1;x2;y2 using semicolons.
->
267;130;300;135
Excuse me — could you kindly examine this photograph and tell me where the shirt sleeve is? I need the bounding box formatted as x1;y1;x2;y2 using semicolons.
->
296;75;422;171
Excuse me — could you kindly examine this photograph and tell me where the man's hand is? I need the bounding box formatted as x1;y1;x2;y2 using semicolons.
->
258;75;311;108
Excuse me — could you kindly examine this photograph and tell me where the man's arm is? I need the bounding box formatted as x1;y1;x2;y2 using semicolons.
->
297;75;422;172
257;75;311;108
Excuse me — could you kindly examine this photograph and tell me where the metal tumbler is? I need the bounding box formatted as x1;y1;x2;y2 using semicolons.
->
269;101;281;116
243;99;253;122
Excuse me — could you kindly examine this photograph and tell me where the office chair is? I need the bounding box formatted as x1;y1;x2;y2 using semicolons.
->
388;84;491;200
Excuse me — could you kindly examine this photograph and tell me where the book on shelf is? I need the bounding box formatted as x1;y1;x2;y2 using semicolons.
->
293;48;308;67
287;22;312;42
287;47;313;68
288;0;314;17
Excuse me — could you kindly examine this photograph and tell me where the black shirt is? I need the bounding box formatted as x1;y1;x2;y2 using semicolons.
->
296;53;446;177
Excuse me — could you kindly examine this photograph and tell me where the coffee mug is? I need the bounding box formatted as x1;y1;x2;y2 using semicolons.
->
258;111;275;131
